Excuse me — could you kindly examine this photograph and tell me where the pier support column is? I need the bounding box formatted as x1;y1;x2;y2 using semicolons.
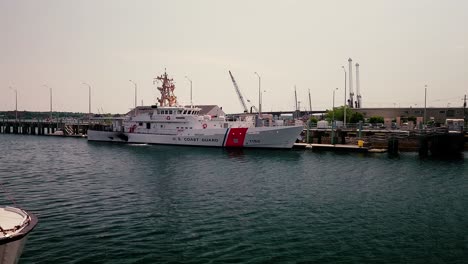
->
340;131;346;144
418;136;429;157
388;137;399;156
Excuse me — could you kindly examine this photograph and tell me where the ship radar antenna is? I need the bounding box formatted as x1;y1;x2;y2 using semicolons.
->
153;70;178;107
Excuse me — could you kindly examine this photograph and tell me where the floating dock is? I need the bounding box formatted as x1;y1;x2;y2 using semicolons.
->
293;143;371;153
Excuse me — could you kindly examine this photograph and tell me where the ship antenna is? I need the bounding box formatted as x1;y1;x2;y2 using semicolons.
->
154;70;178;107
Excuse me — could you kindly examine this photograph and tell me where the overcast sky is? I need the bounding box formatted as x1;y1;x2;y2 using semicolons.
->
1;0;467;114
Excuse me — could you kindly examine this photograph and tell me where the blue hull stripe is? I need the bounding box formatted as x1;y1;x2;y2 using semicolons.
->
222;128;230;146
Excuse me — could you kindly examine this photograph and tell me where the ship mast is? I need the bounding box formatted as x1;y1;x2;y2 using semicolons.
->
153;71;177;107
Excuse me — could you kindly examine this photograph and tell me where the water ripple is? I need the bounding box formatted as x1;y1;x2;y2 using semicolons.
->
0;135;466;263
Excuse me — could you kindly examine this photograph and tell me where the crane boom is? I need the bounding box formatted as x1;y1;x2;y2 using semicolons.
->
229;71;248;113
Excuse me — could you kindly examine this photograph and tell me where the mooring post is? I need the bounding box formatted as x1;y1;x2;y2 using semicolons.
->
358;121;363;139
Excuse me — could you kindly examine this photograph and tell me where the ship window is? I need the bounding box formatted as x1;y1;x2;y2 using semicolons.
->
146;123;151;129
161;125;163;128
139;122;143;126
169;110;173;114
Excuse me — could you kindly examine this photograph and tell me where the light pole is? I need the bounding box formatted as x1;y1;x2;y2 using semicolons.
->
184;76;192;107
9;87;17;121
424;84;427;125
82;83;91;118
129;80;137;110
43;85;52;121
342;66;347;127
331;87;338;144
254;72;261;114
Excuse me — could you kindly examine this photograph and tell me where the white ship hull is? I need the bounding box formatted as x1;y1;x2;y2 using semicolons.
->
88;126;303;149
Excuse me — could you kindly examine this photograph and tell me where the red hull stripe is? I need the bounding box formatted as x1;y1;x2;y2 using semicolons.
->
224;128;248;147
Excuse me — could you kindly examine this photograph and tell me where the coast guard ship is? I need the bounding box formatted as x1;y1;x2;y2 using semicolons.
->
87;72;303;149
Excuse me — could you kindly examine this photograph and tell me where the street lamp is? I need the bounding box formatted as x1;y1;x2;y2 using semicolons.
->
424;84;427;125
43;85;52;121
254;72;261;114
129;80;137;110
332;87;338;144
9;87;17;121
82;83;91;117
341;66;347;127
184;76;192;107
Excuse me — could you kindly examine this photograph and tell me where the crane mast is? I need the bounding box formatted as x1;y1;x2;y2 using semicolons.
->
229;71;249;113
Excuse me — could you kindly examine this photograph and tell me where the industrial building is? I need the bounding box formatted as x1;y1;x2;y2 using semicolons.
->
354;107;465;126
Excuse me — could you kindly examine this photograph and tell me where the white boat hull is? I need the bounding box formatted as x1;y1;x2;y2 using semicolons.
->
0;207;38;264
88;126;303;149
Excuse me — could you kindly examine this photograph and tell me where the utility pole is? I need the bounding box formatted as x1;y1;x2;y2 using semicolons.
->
464;94;467;130
49;87;52;121
82;83;91;118
294;86;298;111
9;87;17;121
308;89;312;113
43;85;52;120
129;80;137;110
424;84;427;125
331;88;338;144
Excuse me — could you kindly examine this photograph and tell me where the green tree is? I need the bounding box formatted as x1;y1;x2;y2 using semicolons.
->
349;111;364;123
368;116;384;124
325;106;353;122
309;116;318;123
325;106;363;123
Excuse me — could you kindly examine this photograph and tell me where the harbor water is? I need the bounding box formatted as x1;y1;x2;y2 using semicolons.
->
0;134;466;263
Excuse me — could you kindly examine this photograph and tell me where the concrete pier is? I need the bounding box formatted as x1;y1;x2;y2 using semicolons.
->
0;119;88;136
